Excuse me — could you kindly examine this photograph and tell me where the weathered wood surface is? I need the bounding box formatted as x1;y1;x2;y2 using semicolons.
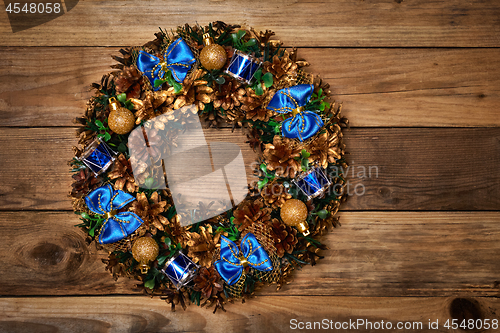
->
1;127;499;211
1;0;500;330
1;295;499;332
1;47;499;127
1;211;499;296
1;0;500;47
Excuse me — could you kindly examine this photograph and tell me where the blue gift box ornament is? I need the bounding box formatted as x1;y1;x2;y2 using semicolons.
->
79;137;116;176
224;50;262;85
293;165;332;200
161;252;199;289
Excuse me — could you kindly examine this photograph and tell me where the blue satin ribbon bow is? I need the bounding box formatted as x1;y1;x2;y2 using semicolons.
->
214;233;273;286
267;84;324;141
85;184;143;244
136;38;196;90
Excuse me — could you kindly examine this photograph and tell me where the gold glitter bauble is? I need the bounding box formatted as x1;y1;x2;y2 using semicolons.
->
280;199;310;236
132;237;159;274
108;97;135;135
199;33;227;70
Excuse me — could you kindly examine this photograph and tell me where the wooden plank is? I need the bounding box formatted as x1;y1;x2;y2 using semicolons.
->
1;127;499;211
1;295;499;332
0;127;258;210
343;127;500;211
1;211;499;296
306;48;500;127
0;0;499;47
1;47;499;127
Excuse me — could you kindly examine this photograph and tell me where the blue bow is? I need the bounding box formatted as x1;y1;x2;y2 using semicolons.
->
214;233;273;286
85;184;143;244
267;84;324;141
136;38;196;91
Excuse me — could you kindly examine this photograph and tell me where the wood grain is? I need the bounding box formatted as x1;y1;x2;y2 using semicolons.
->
1;127;499;211
0;0;499;329
343;127;500;211
1;295;499;332
1;47;499;127
1;0;500;47
1;211;499;296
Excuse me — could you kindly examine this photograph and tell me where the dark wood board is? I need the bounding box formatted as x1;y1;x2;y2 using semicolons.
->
0;47;499;127
0;0;499;47
1;296;499;332
0;127;498;211
1;211;499;297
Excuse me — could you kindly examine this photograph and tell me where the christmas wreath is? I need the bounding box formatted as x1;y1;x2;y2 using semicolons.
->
69;21;348;312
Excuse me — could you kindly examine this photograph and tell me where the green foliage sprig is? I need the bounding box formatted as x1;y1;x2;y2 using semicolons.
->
215;217;240;241
75;212;103;237
116;93;134;110
154;70;183;93
231;30;259;54
294;149;311;172
257;163;275;189
250;69;273;95
306;88;330;114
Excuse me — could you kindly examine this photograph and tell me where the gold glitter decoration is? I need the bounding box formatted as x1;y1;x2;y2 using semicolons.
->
107;97;135;134
199;33;227;70
280;199;310;236
132;237;159;274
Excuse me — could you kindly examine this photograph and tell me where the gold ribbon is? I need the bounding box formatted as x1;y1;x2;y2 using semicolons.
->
238;256;250;268
292;106;305;117
104;209;118;220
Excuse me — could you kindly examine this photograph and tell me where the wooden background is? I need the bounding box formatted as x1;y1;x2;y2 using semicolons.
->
1;0;499;332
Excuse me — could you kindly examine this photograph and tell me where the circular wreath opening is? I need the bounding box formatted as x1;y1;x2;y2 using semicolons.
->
69;21;348;312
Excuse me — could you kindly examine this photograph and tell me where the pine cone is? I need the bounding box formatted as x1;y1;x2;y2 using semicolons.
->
102;252;133;280
270;219;298;257
262;53;298;89
130;192;169;233
245;107;273;122
185;225;220;268
128;128;161;160
128;126;169;191
114;66;142;98
204;79;245;127
172;69;212;112
312;201;342;236
232;199;272;231
74;77;113;147
261;181;292;208
306;129;343;169
241;87;274;122
70;168;103;198
166;214;189;246
263;135;302;178
108;153;138;193
212;78;244;111
193;266;223;299
130;89;176;125
90;73;114;97
246;128;262;152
